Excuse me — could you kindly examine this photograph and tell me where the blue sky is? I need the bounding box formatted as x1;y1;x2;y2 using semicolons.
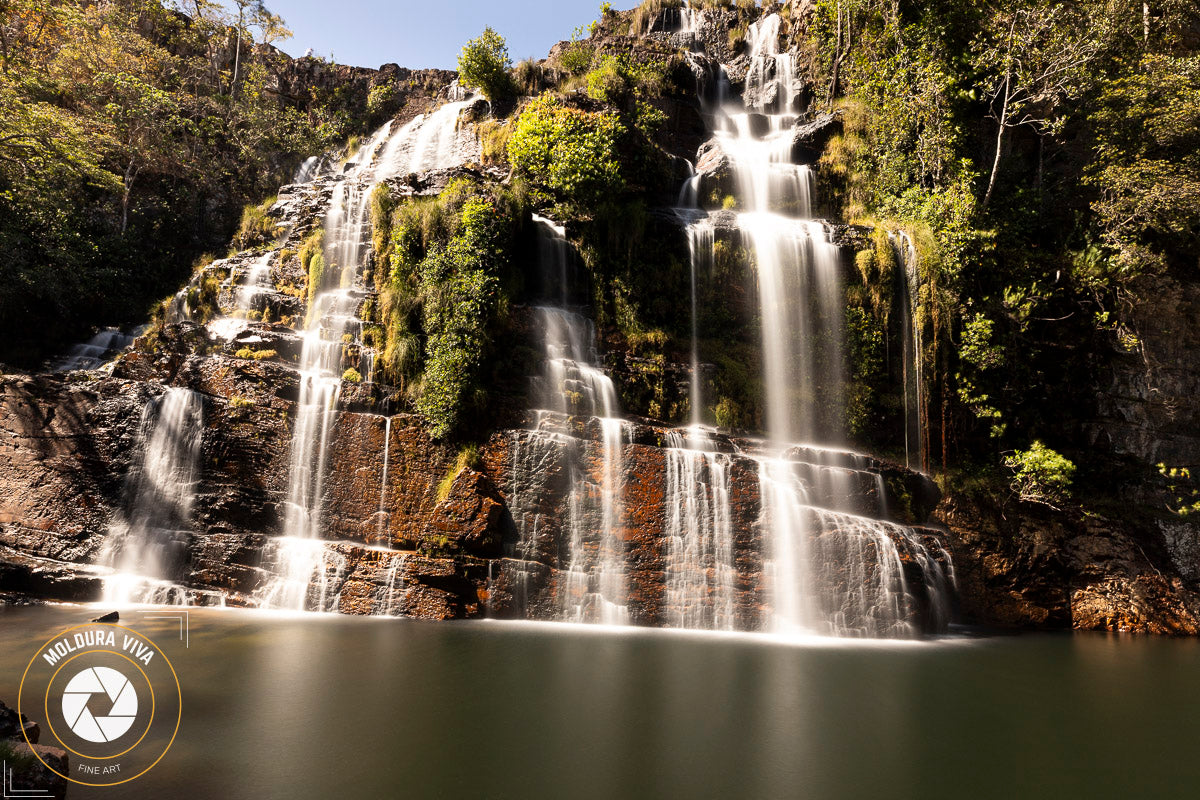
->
266;0;621;70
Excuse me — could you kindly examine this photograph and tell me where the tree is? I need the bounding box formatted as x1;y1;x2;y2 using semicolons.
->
457;27;513;103
971;1;1101;212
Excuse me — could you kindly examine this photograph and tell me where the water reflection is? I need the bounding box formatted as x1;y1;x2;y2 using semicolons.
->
0;607;1198;799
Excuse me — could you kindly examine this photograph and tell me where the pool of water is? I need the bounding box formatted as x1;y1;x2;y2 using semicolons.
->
2;604;1198;799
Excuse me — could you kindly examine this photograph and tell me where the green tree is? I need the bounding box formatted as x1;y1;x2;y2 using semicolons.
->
457;27;513;103
970;1;1101;212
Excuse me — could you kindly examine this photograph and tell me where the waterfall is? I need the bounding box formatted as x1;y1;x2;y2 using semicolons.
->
376;415;392;542
663;431;736;630
672;12;953;636
258;92;480;611
49;328;137;372
508;218;630;624
99;388;209;605
293;154;328;184
233;252;275;316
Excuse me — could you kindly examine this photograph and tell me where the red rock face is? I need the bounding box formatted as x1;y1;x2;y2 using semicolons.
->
0;366;958;634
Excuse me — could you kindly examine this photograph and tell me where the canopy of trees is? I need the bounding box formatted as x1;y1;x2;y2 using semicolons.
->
0;0;355;363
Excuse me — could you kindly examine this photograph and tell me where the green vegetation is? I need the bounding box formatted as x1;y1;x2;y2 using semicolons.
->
342;368;362;383
1159;464;1200;517
367;177;529;440
234;196;279;250
234;347;276;360
0;741;39;775
507;95;627;213
798;0;1200;485
0;0;372;364
436;444;482;502
1005;441;1076;506
457;27;515;103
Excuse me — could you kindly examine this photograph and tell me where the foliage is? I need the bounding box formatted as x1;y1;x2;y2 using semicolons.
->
1005;441;1076;505
368;179;527;440
342;368;362;383
457;27;515;103
1159;464;1200;517
969;0;1102;211
557;25;597;75
507;94;626;212
1085;54;1200;279
234;196;279;250
0;0;365;364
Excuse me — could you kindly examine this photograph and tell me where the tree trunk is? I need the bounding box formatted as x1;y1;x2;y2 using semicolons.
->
1143;3;1150;42
121;159;138;235
231;6;244;97
828;2;843;107
981;70;1010;214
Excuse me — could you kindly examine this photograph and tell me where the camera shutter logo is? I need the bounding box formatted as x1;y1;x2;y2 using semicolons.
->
60;666;139;743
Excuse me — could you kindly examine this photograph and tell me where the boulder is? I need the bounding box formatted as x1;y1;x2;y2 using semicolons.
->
791;111;843;163
0;700;39;744
419;469;510;557
2;740;69;800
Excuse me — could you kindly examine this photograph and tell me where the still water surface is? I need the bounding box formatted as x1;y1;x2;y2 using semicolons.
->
1;605;1197;799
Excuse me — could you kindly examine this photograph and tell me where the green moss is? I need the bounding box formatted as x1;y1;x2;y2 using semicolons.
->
342;368;362;383
234;347;276;360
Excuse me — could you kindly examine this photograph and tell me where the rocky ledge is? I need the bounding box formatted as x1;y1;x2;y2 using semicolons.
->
1;701;68;799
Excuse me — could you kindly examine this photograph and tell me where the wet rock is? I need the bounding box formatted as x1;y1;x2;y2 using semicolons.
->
91;610;119;623
0;700;39;744
791;110;842;163
693;137;736;207
419;469;510;557
938;494;1200;634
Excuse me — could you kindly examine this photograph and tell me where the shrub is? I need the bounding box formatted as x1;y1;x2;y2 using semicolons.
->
234;196;279;250
367;84;398;116
513;58;546;96
342;367;362;383
1004;441;1076;506
507;94;626;211
478;119;512;167
458;27;515;102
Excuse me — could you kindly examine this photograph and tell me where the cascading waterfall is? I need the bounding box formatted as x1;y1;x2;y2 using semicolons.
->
674;12;952;636
663;431;736;630
507;217;630;624
258;91;480;611
376;415;392;542
49;328;138;372
234;252;275;315
99;388;209;605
